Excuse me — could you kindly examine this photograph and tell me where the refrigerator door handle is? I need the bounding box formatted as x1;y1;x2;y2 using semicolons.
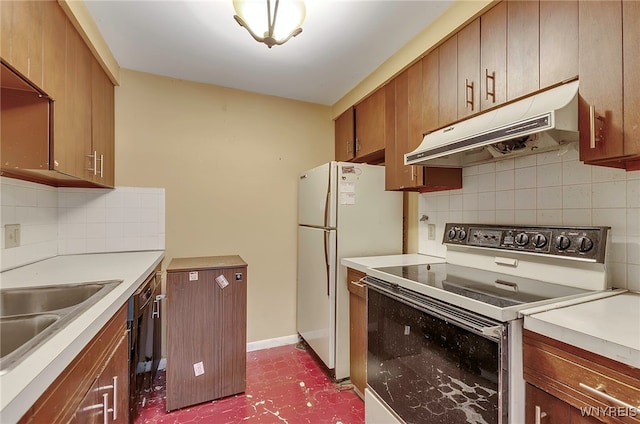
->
323;169;331;228
324;230;330;297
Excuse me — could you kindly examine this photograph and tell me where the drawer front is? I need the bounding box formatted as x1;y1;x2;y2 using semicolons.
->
524;330;640;424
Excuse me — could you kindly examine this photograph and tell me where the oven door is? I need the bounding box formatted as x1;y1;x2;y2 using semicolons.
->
366;277;509;424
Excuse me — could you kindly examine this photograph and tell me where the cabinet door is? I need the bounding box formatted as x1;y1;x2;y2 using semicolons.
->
540;0;578;89
623;0;640;162
72;332;129;424
335;108;355;162
525;384;569;424
91;58;115;187
480;1;507;111
389;66;416;190
1;0;43;87
347;268;367;398
507;0;539;101
578;1;623;162
438;35;457;127
422;49;439;134
355;87;386;159
457;18;480;118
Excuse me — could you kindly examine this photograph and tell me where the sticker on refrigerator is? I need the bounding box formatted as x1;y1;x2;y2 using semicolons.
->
340;192;356;205
193;361;205;377
340;181;355;193
215;275;230;289
189;271;199;281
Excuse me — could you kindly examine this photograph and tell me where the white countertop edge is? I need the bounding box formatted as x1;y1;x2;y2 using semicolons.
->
341;253;445;274
0;251;165;423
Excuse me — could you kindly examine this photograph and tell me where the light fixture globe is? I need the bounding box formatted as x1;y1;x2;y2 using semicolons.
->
233;0;306;48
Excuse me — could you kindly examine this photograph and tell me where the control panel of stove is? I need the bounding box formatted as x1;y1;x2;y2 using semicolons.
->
443;223;609;262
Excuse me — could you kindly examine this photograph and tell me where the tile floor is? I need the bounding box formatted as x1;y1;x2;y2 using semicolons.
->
135;343;364;423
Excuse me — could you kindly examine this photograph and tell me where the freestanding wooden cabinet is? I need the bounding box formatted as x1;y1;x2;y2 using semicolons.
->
166;256;247;411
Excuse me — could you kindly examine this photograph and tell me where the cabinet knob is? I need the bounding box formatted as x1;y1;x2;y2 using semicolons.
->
534;405;547;424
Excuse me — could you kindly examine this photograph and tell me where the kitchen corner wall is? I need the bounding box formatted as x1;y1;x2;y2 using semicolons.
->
417;144;640;292
0;177;165;272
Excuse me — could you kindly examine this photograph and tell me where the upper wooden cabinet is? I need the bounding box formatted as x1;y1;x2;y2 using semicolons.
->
578;0;639;170
457;18;480;118
480;2;507;111
354;87;387;161
334;108;355;162
1;0;115;187
539;1;578;89
438;34;458;127
506;0;539;101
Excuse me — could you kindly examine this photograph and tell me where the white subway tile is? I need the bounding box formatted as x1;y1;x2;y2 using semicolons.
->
627;264;640;292
123;222;142;237
85;238;107;253
0;182;17;206
537;163;562;187
463;165;479;176
515;167;536;189
627;236;640;265
562;184;591;209
478;210;496;224
86;207;107;223
628;208;640;236
495;190;514;210
123;192;142;209
36;188;58;208
608;235;627;263
495;158;515;171
536;209;563;225
593;209;627;235
478;163;496;175
86;223;107;239
537;186;563;209
592;165;626;183
562;160;591;185
105;207;125;223
515;155;537;169
463;210;479;222
537;150;563;165
462;175;479;193
562;209;592;226
514;209;536;225
514;188;536;210
495;210;515;224
478;172;496;192
495;170;515;191
627;170;640;181
561;144;580;162
463;193;478;210
592;181;626;208
436;195;450;212
609;262;627;289
14;186;38;207
627;179;640;208
450;194;463;211
105;191;125;208
1;206;16;224
478;192;496;211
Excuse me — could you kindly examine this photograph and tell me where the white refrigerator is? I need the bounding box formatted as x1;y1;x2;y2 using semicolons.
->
297;161;402;380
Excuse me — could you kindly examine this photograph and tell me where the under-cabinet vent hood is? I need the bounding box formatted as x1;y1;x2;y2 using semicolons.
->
405;80;579;167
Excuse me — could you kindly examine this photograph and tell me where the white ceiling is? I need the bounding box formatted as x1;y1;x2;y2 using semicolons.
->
84;0;454;106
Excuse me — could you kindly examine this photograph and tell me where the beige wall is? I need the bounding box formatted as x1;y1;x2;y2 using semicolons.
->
115;69;333;345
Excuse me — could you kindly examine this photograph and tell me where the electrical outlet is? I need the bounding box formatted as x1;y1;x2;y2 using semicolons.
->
5;224;20;248
427;224;436;240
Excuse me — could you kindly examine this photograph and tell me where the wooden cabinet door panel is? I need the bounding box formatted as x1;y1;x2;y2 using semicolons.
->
578;1;624;162
422;50;439;134
335;108;355;162
91;59;115;187
623;0;640;159
507;0;539;101
540;0;578;89
438;35;458;127
347;268;366;398
1;0;43;87
480;1;507;111
355;88;386;159
457;18;480;118
525;384;570;424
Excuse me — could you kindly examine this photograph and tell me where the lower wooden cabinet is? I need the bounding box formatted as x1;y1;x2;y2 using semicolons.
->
523;329;640;424
346;267;366;398
19;305;129;424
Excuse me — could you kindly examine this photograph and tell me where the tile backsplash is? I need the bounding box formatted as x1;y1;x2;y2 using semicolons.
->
0;177;165;271
418;145;640;291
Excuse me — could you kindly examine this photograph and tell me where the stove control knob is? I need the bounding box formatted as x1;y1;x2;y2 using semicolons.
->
447;228;457;240
577;236;594;252
457;229;467;240
532;234;547;248
515;233;529;246
555;235;571;250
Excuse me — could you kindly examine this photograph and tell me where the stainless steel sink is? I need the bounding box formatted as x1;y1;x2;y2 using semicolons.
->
0;280;122;374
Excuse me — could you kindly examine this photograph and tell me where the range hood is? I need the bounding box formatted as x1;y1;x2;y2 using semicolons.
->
405;80;579;167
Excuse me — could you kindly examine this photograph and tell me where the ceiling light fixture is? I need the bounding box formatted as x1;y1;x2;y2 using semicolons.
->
233;0;306;48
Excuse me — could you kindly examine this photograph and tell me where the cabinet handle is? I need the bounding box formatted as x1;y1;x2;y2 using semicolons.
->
97;376;117;421
355;138;360;153
411;165;415;181
87;151;97;175
534;405;547;424
579;382;640;410
350;280;366;288
465;79;475;111
99;154;104;178
346;140;351;154
589;105;605;149
485;69;496;103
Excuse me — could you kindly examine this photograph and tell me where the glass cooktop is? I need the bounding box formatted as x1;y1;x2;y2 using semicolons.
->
373;263;590;308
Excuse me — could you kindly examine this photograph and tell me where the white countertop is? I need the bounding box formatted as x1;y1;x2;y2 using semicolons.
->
341;253;444;273
0;250;164;423
523;291;640;369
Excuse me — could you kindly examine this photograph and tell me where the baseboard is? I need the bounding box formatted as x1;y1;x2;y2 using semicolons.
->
246;333;300;352
156;334;301;370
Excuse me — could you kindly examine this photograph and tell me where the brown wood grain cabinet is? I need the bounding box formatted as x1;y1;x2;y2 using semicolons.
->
1;0;116;187
354;87;387;162
166;256;247;411
480;1;507;111
539;0;578;89
578;0;640;170
523;330;640;424
347;268;367;398
438;34;458;128
506;0;539;101
457;18;480;119
334;107;355;162
19;305;130;424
